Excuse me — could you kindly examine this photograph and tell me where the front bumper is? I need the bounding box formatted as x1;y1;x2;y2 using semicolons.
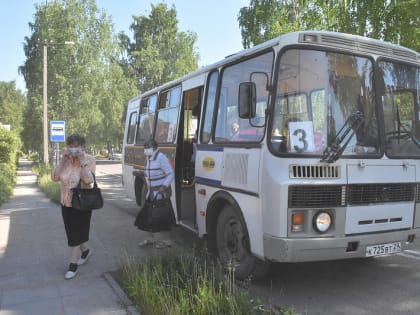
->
263;229;419;262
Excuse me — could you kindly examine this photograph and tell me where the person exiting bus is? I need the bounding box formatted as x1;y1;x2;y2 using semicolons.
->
137;139;174;249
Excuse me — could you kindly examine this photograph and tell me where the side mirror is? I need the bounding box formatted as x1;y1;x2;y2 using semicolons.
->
238;82;256;118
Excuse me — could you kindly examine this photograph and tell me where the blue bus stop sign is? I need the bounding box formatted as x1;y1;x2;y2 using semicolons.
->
50;121;66;142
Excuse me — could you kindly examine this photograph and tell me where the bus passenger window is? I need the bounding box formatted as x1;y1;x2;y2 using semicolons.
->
155;86;181;143
136;95;157;144
126;112;137;144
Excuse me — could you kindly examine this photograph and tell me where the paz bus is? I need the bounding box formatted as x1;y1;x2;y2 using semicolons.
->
122;31;420;279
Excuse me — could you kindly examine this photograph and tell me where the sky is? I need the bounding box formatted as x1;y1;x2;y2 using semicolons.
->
0;0;249;92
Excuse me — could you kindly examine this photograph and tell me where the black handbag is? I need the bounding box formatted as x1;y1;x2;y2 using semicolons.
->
134;193;175;232
71;173;104;211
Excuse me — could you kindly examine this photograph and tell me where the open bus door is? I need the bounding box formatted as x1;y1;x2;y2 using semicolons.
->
175;87;202;231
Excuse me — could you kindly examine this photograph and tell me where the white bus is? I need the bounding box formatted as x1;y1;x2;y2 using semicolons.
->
122;31;420;279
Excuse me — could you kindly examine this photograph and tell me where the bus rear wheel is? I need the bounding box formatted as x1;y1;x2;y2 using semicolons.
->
216;205;269;280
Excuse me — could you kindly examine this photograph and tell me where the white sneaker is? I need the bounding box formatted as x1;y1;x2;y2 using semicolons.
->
77;249;92;265
64;270;78;280
138;239;154;247
65;263;78;280
154;240;172;249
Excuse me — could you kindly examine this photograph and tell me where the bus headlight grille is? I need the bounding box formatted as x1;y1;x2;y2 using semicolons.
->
348;183;415;205
289;185;346;208
288;183;415;208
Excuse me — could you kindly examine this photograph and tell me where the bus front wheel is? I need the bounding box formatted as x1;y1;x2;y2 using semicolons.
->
216;205;269;280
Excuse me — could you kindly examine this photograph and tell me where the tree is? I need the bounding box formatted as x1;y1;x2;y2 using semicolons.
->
20;0;137;155
0;81;26;135
119;3;199;93
238;0;419;52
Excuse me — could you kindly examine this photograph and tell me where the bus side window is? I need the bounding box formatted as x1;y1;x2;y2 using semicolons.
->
126;112;137;144
215;51;273;143
156;86;181;144
136;96;156;144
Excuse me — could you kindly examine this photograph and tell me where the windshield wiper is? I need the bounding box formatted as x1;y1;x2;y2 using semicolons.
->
321;111;364;163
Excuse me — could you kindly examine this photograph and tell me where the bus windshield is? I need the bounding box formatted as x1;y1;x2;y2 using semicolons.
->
380;61;420;157
270;49;378;157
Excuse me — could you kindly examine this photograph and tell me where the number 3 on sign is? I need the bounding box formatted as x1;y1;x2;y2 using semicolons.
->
288;121;315;153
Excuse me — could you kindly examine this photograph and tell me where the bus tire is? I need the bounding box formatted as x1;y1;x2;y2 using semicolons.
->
216;204;269;280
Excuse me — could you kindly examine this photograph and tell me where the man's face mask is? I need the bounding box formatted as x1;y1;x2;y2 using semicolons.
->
144;148;154;156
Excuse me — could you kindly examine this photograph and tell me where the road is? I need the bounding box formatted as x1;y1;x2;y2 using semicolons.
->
97;160;420;315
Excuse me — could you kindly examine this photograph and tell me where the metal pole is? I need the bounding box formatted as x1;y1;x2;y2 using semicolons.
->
42;40;74;164
55;142;59;166
43;43;48;164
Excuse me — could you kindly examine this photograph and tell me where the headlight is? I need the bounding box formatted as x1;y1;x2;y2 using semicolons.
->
313;212;332;233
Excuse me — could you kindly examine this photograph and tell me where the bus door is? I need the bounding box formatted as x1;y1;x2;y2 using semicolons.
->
175;87;202;230
122;98;140;201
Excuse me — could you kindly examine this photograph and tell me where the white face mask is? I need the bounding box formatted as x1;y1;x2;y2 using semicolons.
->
144;148;154;156
69;147;80;156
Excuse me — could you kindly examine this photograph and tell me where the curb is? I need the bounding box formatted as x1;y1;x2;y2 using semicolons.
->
103;272;141;315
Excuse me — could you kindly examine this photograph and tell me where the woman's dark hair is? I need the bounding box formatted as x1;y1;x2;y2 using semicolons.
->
66;134;86;147
144;138;158;149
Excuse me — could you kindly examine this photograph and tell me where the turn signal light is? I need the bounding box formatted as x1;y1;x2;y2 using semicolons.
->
292;213;304;232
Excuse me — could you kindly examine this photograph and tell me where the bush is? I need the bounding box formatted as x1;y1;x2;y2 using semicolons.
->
0;128;20;164
0;163;16;204
0;129;20;205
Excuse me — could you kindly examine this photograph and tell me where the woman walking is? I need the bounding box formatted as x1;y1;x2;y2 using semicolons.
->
51;134;95;279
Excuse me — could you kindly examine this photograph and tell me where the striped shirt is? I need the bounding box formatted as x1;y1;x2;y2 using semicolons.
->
145;150;174;197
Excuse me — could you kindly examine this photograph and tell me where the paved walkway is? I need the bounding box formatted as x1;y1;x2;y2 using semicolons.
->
0;159;148;315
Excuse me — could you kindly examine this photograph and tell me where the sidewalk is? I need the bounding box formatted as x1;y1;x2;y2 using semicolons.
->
0;159;142;315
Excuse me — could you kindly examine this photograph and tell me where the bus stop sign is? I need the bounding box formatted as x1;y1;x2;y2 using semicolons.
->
50;121;66;142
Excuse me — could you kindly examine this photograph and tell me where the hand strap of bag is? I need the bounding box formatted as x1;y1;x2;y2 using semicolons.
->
76;171;98;189
152;191;166;202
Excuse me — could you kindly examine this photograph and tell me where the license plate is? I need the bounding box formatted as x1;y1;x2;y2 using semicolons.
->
366;242;401;257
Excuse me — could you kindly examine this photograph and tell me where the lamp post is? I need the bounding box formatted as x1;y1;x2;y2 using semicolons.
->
42;40;74;164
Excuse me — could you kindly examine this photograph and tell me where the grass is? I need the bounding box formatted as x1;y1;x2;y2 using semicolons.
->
33;163;61;203
117;250;298;315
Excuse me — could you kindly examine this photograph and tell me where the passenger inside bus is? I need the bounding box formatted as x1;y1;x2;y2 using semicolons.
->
230;120;240;139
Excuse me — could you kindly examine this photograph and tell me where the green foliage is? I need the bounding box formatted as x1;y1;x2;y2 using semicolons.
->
20;1;201;157
38;174;61;203
0;129;21;205
238;0;419;52
32;163;61;203
0;162;16;205
119;3;199;92
0;128;20;164
0;81;26;135
118;251;292;315
20;0;137;154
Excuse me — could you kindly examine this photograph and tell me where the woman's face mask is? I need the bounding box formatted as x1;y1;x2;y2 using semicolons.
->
69;147;81;156
144;148;154;156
